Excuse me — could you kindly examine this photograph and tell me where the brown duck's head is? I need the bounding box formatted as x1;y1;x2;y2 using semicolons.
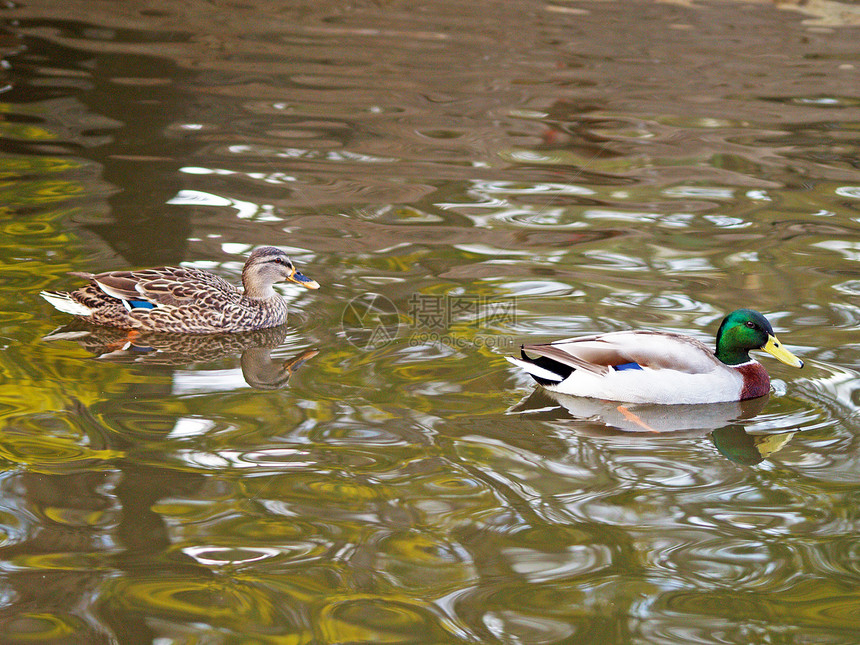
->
243;247;320;298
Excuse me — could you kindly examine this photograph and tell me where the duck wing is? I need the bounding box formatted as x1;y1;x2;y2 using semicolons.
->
78;267;238;307
522;330;721;375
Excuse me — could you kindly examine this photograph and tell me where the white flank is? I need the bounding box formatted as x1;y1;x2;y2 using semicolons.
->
40;291;93;317
505;355;563;383
545;367;745;405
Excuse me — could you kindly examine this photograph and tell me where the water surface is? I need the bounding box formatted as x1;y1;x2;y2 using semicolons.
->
1;0;859;643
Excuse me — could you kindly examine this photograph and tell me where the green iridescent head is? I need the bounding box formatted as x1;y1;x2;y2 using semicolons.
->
715;309;803;368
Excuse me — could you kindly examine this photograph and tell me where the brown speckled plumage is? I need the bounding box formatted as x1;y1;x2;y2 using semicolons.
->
40;247;319;334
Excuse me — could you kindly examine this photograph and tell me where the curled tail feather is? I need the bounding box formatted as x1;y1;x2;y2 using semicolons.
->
505;349;575;386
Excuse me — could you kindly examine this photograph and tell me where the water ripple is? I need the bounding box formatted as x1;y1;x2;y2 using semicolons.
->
1;1;859;643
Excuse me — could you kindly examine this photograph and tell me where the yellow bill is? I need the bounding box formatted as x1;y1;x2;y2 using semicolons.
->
763;335;803;368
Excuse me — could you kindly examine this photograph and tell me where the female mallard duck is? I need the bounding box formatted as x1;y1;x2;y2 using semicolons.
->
506;309;803;404
40;246;319;334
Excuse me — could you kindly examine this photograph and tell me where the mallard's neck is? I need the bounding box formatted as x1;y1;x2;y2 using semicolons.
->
715;344;752;366
243;271;276;300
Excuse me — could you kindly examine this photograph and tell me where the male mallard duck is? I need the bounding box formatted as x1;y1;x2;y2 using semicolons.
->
506;309;803;404
40;246;319;334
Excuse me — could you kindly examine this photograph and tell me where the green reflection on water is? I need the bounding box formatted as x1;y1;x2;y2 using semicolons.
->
0;1;858;643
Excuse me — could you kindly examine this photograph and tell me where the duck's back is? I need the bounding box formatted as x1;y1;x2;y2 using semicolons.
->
86;266;241;308
541;330;722;374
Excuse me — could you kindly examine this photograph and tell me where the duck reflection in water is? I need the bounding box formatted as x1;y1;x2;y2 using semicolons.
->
509;388;795;465
43;322;317;390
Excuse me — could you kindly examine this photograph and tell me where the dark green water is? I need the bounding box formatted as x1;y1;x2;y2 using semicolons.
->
1;1;859;643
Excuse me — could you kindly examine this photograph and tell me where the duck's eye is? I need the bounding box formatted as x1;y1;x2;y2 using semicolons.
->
745;321;756;329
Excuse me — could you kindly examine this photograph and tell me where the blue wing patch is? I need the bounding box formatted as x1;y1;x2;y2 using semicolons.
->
127;299;156;309
614;362;643;371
